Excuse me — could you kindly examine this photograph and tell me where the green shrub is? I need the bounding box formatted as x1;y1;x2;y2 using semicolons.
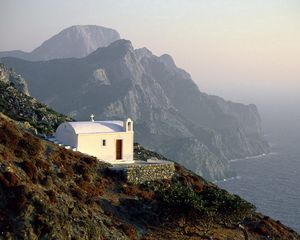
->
157;183;203;212
199;187;256;219
156;183;255;222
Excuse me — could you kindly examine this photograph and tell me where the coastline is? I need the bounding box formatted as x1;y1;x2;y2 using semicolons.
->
229;151;277;163
213;151;276;184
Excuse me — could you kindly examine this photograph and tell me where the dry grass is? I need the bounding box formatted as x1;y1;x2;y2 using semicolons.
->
21;160;38;183
0;114;299;240
46;190;57;204
0;172;19;188
119;223;137;240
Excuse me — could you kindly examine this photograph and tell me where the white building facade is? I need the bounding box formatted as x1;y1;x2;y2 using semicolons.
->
55;118;134;164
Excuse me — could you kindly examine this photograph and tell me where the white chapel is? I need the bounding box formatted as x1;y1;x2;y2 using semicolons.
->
55;116;134;164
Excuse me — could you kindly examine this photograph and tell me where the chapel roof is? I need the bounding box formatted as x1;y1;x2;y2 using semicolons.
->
66;121;124;134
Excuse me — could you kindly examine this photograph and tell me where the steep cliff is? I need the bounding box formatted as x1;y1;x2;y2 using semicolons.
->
1;39;269;180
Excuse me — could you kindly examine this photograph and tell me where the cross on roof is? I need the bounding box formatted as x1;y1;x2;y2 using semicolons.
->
90;114;95;122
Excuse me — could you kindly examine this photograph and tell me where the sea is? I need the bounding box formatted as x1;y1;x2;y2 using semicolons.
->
217;120;300;233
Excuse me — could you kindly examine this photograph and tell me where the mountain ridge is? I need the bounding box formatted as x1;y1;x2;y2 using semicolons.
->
1;38;269;180
0;80;298;239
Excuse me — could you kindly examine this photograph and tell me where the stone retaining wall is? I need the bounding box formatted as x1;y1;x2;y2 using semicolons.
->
125;161;175;184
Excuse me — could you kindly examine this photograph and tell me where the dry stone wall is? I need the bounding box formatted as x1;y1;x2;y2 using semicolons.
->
125;161;175;184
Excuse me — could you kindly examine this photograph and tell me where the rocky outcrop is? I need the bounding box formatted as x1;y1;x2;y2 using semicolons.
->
0;69;71;134
0;63;29;95
0;25;120;61
1;39;269;180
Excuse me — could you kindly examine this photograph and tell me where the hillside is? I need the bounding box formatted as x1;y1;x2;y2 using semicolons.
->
0;64;71;134
0;112;299;239
1;39;269;180
0;81;298;239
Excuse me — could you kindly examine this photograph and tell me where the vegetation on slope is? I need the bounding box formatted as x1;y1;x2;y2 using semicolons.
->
0;80;71;134
0;113;299;240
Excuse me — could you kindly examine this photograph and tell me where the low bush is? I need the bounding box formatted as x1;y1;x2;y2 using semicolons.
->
21;160;38;183
77;178;104;198
0;150;13;161
255;221;274;236
119;223;137;240
46;190;57;204
122;184;140;196
156;183;255;222
35;158;50;172
4;172;18;187
8;185;28;212
33;214;52;236
199;187;255;220
82;172;91;182
0;172;18;188
157;183;203;212
70;185;85;201
138;190;155;201
81;156;97;166
74;162;88;175
0;121;20;147
18;133;43;156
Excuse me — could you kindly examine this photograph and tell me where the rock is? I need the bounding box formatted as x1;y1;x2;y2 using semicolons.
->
0;63;29;95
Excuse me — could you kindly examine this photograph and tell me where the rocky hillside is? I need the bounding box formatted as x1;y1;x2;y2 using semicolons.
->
0;63;29;95
1;39;269;180
0;25;120;61
0;66;71;134
0;112;299;239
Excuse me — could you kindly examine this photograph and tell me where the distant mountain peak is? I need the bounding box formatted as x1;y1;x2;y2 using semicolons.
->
58;25;119;37
0;25;121;61
159;54;176;67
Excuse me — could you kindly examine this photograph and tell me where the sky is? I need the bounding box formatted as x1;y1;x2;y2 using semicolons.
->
1;0;300;126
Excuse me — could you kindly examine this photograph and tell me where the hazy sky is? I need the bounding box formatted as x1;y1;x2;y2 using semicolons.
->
1;0;299;123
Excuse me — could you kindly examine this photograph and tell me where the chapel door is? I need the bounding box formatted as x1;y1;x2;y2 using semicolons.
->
116;139;123;160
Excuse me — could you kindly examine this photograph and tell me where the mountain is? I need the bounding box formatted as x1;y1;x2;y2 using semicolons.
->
1;40;269;180
0;73;298;239
0;116;298;240
0;25;120;61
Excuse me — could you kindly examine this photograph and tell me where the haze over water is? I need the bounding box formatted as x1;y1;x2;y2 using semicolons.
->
218;117;300;233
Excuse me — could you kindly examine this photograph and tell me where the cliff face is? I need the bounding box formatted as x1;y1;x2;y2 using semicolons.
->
0;112;298;240
0;63;29;95
1;40;269;180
